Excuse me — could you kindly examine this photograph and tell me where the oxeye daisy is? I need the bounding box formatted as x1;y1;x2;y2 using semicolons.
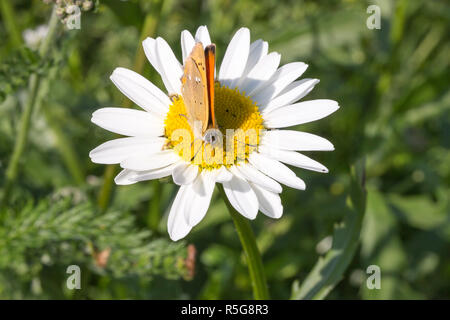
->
89;26;339;241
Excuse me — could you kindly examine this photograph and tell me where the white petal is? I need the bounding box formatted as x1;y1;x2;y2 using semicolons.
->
251;62;308;106
233;163;282;193
91;108;164;137
155;37;183;94
240;52;281;95
215;166;233;183
168;186;192;241
222;172;258;220
114;164;177;185
181;30;196;64
249;152;306;190
258;145;328;173
261;130;334;151
250;183;283;218
120;150;179;171
90;137;165;164
261;79;319;113
142;37;161;73
194;26;216;76
110;68;170;116
264;99;339;128
185;170;216;227
172;162;199;185
242;39;268;78
114;169;138;185
132;162;179;182
218;27;250;88
194;25;211;47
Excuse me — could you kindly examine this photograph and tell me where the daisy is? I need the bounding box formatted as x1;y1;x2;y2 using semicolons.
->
90;26;339;241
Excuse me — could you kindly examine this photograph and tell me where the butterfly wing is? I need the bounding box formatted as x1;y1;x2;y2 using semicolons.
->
181;42;209;136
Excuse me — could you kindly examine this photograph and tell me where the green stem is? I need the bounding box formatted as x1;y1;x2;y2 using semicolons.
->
147;179;162;231
97;165;118;211
0;0;24;51
97;6;164;211
37;43;85;186
1;7;59;210
217;184;270;300
43;106;85;185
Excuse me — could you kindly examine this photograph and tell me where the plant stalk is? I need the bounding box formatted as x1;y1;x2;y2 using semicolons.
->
147;179;162;232
217;184;270;300
1;7;59;210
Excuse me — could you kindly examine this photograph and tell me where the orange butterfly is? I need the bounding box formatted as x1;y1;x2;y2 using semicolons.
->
181;42;218;144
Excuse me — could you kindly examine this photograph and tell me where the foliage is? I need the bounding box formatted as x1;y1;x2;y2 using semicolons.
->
291;162;367;299
0;47;53;102
0;195;190;299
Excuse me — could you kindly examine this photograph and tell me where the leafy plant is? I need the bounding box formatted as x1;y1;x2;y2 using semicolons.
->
0;195;190;298
291;162;366;300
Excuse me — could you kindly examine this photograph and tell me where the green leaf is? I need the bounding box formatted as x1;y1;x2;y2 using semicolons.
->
360;190;409;299
291;161;366;300
387;192;448;230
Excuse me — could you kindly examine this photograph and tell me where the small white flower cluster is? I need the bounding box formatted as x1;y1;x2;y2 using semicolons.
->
43;0;95;26
22;25;49;49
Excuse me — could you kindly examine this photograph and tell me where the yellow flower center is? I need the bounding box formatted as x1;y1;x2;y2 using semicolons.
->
164;82;264;170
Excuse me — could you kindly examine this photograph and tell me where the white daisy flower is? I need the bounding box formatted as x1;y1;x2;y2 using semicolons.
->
90;26;339;241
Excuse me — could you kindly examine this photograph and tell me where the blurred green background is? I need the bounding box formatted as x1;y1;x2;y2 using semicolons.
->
0;0;448;299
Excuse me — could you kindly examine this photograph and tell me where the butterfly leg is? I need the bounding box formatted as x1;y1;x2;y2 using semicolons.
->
169;93;180;102
190;137;202;162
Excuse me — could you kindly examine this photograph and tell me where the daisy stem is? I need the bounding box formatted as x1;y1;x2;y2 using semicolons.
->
217;184;270;300
1;7;59;210
97;8;163;211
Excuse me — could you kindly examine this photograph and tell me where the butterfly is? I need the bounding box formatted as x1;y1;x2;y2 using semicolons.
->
180;42;218;145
